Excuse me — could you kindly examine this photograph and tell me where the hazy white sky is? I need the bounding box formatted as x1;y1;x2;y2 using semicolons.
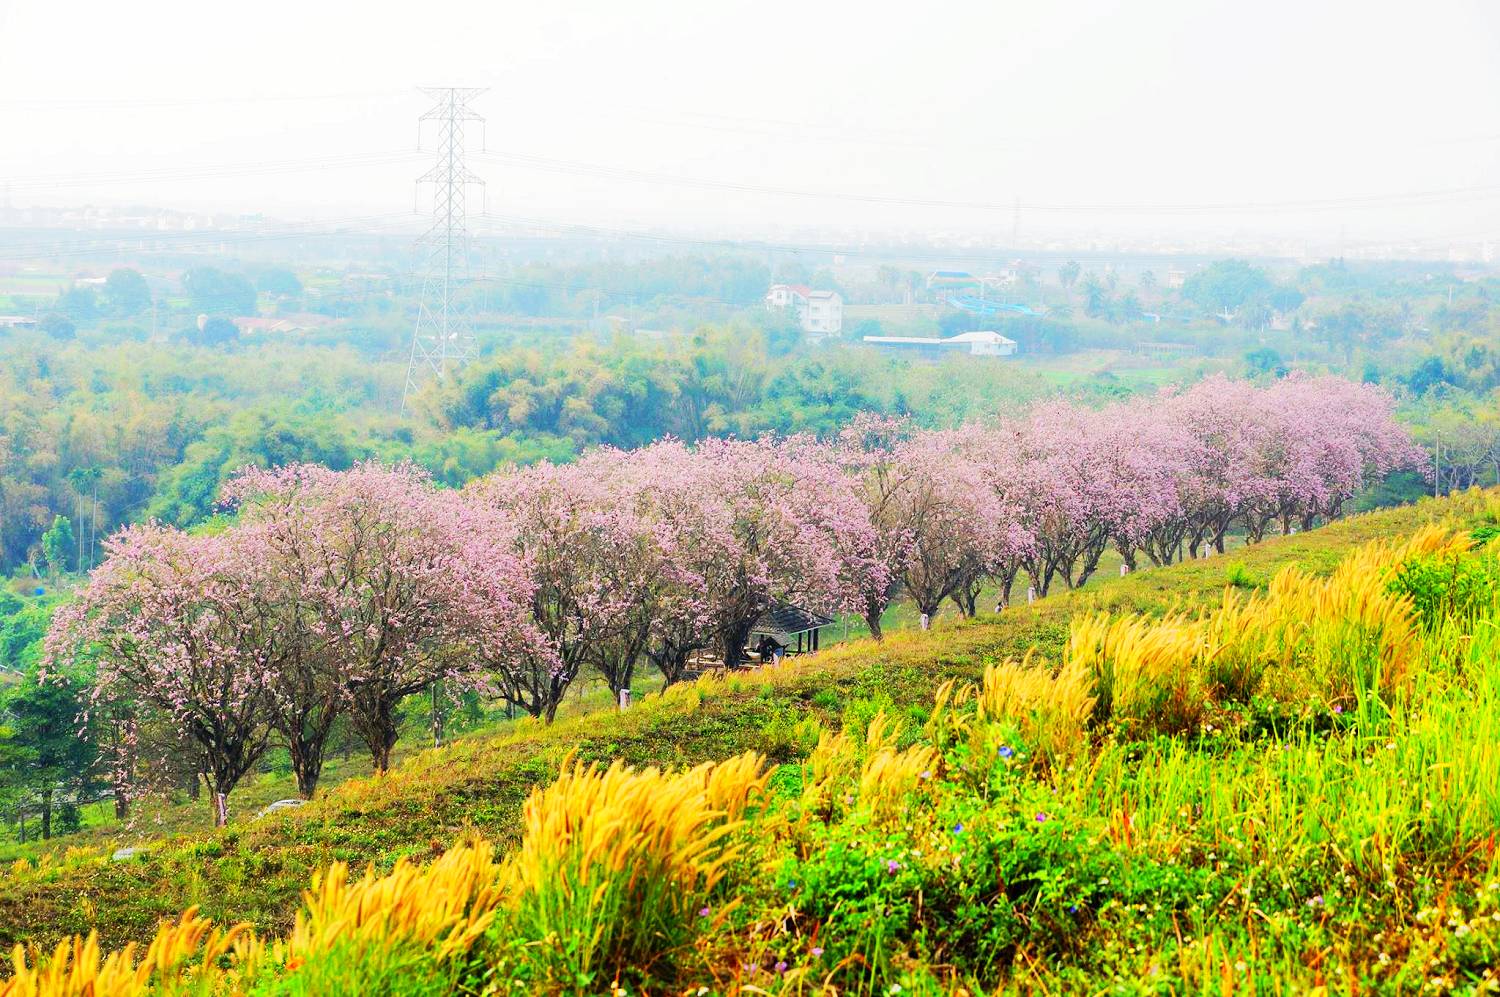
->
2;0;1498;246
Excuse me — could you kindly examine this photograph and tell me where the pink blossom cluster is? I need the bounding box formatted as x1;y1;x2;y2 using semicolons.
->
842;374;1421;622
45;375;1422;820
48;462;538;817
970;373;1426;595
471;436;887;702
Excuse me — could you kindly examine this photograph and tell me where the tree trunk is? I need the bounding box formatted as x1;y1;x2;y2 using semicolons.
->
40;792;52;840
650;640;698;692
862;593;887;641
1073;542;1106;590
1187;524;1208;560
596;648;638;698
290;742;324;800
212;792;229;828
951;571;983;617
721;620;755;668
354;691;401;775
1245;516;1268;544
112;732;134;820
997;566;1020;611
370;738;394;775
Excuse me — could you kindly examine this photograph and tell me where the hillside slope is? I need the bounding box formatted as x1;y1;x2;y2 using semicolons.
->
0;494;1473;952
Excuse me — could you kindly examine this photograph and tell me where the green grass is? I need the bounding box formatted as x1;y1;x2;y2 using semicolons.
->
0;494;1473;956
0;668;670;858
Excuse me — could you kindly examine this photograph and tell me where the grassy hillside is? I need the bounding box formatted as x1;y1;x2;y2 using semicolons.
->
0;493;1474;963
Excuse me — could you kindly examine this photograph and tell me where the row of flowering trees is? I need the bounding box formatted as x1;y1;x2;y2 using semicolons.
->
45;375;1423;821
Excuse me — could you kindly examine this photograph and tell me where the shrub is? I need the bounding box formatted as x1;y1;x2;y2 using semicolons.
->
856;713;940;826
1387;550;1500;629
928;653;1095;769
759;707;822;761
782;778;1112;991
1224;561;1259;589
492;752;768;990
1068;612;1207;736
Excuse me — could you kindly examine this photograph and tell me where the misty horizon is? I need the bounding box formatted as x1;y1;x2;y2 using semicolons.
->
3;0;1499;258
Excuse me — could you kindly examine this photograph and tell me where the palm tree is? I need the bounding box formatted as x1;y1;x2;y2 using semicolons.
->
1058;261;1082;299
65;466;103;571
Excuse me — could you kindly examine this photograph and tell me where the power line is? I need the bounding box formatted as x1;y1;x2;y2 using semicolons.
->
0;89;410;110
475;149;1500;215
467;210;1336;267
3;199;1489;273
0;212;420;264
469;211;1030;267
1;152;423;193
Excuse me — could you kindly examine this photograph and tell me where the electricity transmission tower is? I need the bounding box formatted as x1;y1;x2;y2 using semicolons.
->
403;86;486;412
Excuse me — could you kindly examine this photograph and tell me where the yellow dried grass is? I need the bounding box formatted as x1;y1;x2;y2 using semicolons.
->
500;751;769;904
1;908;250;997
281;837;502;968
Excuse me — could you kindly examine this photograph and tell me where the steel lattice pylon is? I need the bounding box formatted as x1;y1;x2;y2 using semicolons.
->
403;86;486;412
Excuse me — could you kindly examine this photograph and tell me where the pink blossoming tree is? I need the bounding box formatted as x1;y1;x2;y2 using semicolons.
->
616;437;883;666
224;462;534;774
471;453;658;721
46;524;277;826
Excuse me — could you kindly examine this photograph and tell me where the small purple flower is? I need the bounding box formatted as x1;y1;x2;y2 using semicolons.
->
787;878;798;890
952;822;965;834
1036;812;1049;823
698;906;711;918
886;858;902;873
775;961;788;973
1068;904;1078;914
811;946;824;957
919;770;932;780
998;745;1014;758
1333;704;1344;714
744;962;759;974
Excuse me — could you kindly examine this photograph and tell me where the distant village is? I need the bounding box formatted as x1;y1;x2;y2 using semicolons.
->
765;272;1021;358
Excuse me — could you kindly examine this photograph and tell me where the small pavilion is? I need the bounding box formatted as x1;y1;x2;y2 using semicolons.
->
748;603;834;661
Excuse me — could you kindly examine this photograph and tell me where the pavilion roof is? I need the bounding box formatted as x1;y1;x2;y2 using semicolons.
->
749;602;835;641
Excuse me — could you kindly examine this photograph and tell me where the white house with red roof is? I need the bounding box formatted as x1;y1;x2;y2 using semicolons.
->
765;283;843;335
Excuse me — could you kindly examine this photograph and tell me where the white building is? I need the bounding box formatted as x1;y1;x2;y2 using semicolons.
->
981;260;1024;289
862;330;1018;357
765;283;843;335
